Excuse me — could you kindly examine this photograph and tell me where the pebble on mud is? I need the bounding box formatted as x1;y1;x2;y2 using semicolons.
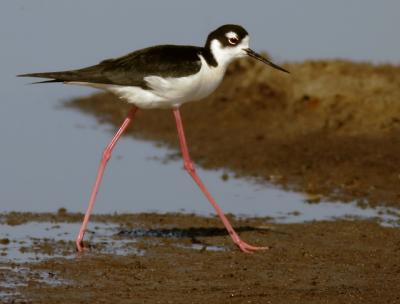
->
0;238;10;245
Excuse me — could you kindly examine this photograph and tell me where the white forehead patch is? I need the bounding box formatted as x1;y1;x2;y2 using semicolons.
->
225;31;238;40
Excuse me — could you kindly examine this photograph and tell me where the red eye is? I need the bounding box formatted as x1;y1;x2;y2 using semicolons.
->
228;37;239;45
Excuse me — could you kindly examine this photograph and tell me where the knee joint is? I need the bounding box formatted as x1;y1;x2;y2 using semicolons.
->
102;148;112;161
184;161;196;173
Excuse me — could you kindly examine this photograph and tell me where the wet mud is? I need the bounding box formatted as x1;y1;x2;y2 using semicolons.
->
1;212;400;303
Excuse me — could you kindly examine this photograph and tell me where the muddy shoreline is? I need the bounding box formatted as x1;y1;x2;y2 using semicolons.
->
3;59;400;303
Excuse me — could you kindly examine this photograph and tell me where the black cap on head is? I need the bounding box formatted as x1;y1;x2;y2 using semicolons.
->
205;24;248;49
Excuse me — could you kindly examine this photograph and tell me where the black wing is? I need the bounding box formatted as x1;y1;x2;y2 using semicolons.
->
18;45;203;89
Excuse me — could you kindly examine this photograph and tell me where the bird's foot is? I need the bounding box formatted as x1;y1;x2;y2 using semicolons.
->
75;239;88;253
234;238;269;253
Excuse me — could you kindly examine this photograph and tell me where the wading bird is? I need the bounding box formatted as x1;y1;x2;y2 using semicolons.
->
19;24;289;253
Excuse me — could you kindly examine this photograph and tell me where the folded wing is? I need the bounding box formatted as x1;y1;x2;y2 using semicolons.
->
18;45;203;89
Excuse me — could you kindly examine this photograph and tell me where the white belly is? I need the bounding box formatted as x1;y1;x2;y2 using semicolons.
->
107;55;226;109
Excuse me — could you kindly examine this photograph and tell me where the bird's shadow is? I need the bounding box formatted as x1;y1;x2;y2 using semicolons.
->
116;225;287;242
118;226;262;238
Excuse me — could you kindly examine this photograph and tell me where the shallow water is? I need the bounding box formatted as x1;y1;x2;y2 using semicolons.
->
2;122;399;224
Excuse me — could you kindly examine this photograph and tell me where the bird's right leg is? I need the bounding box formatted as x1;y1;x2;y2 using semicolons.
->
172;108;268;253
75;106;138;252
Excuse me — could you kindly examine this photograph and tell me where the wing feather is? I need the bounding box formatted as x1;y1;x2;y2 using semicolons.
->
18;45;203;89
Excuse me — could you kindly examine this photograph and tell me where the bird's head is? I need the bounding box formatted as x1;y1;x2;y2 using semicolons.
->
205;24;289;73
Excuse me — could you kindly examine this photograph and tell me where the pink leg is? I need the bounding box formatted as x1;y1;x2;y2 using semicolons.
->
76;107;138;252
172;108;268;253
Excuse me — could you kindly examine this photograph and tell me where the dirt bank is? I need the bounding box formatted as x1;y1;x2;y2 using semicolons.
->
65;59;400;208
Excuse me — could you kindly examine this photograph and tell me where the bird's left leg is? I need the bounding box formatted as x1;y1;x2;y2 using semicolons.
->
172;108;268;253
76;106;138;252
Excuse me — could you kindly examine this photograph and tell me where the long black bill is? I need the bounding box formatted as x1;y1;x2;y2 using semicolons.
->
245;48;289;74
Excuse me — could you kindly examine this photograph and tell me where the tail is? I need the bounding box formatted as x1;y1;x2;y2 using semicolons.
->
18;64;109;85
17;71;79;84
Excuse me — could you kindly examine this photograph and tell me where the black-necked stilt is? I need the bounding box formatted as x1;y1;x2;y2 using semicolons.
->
18;24;289;253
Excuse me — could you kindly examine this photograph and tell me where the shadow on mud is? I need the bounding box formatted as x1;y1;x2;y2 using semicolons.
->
117;225;288;239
